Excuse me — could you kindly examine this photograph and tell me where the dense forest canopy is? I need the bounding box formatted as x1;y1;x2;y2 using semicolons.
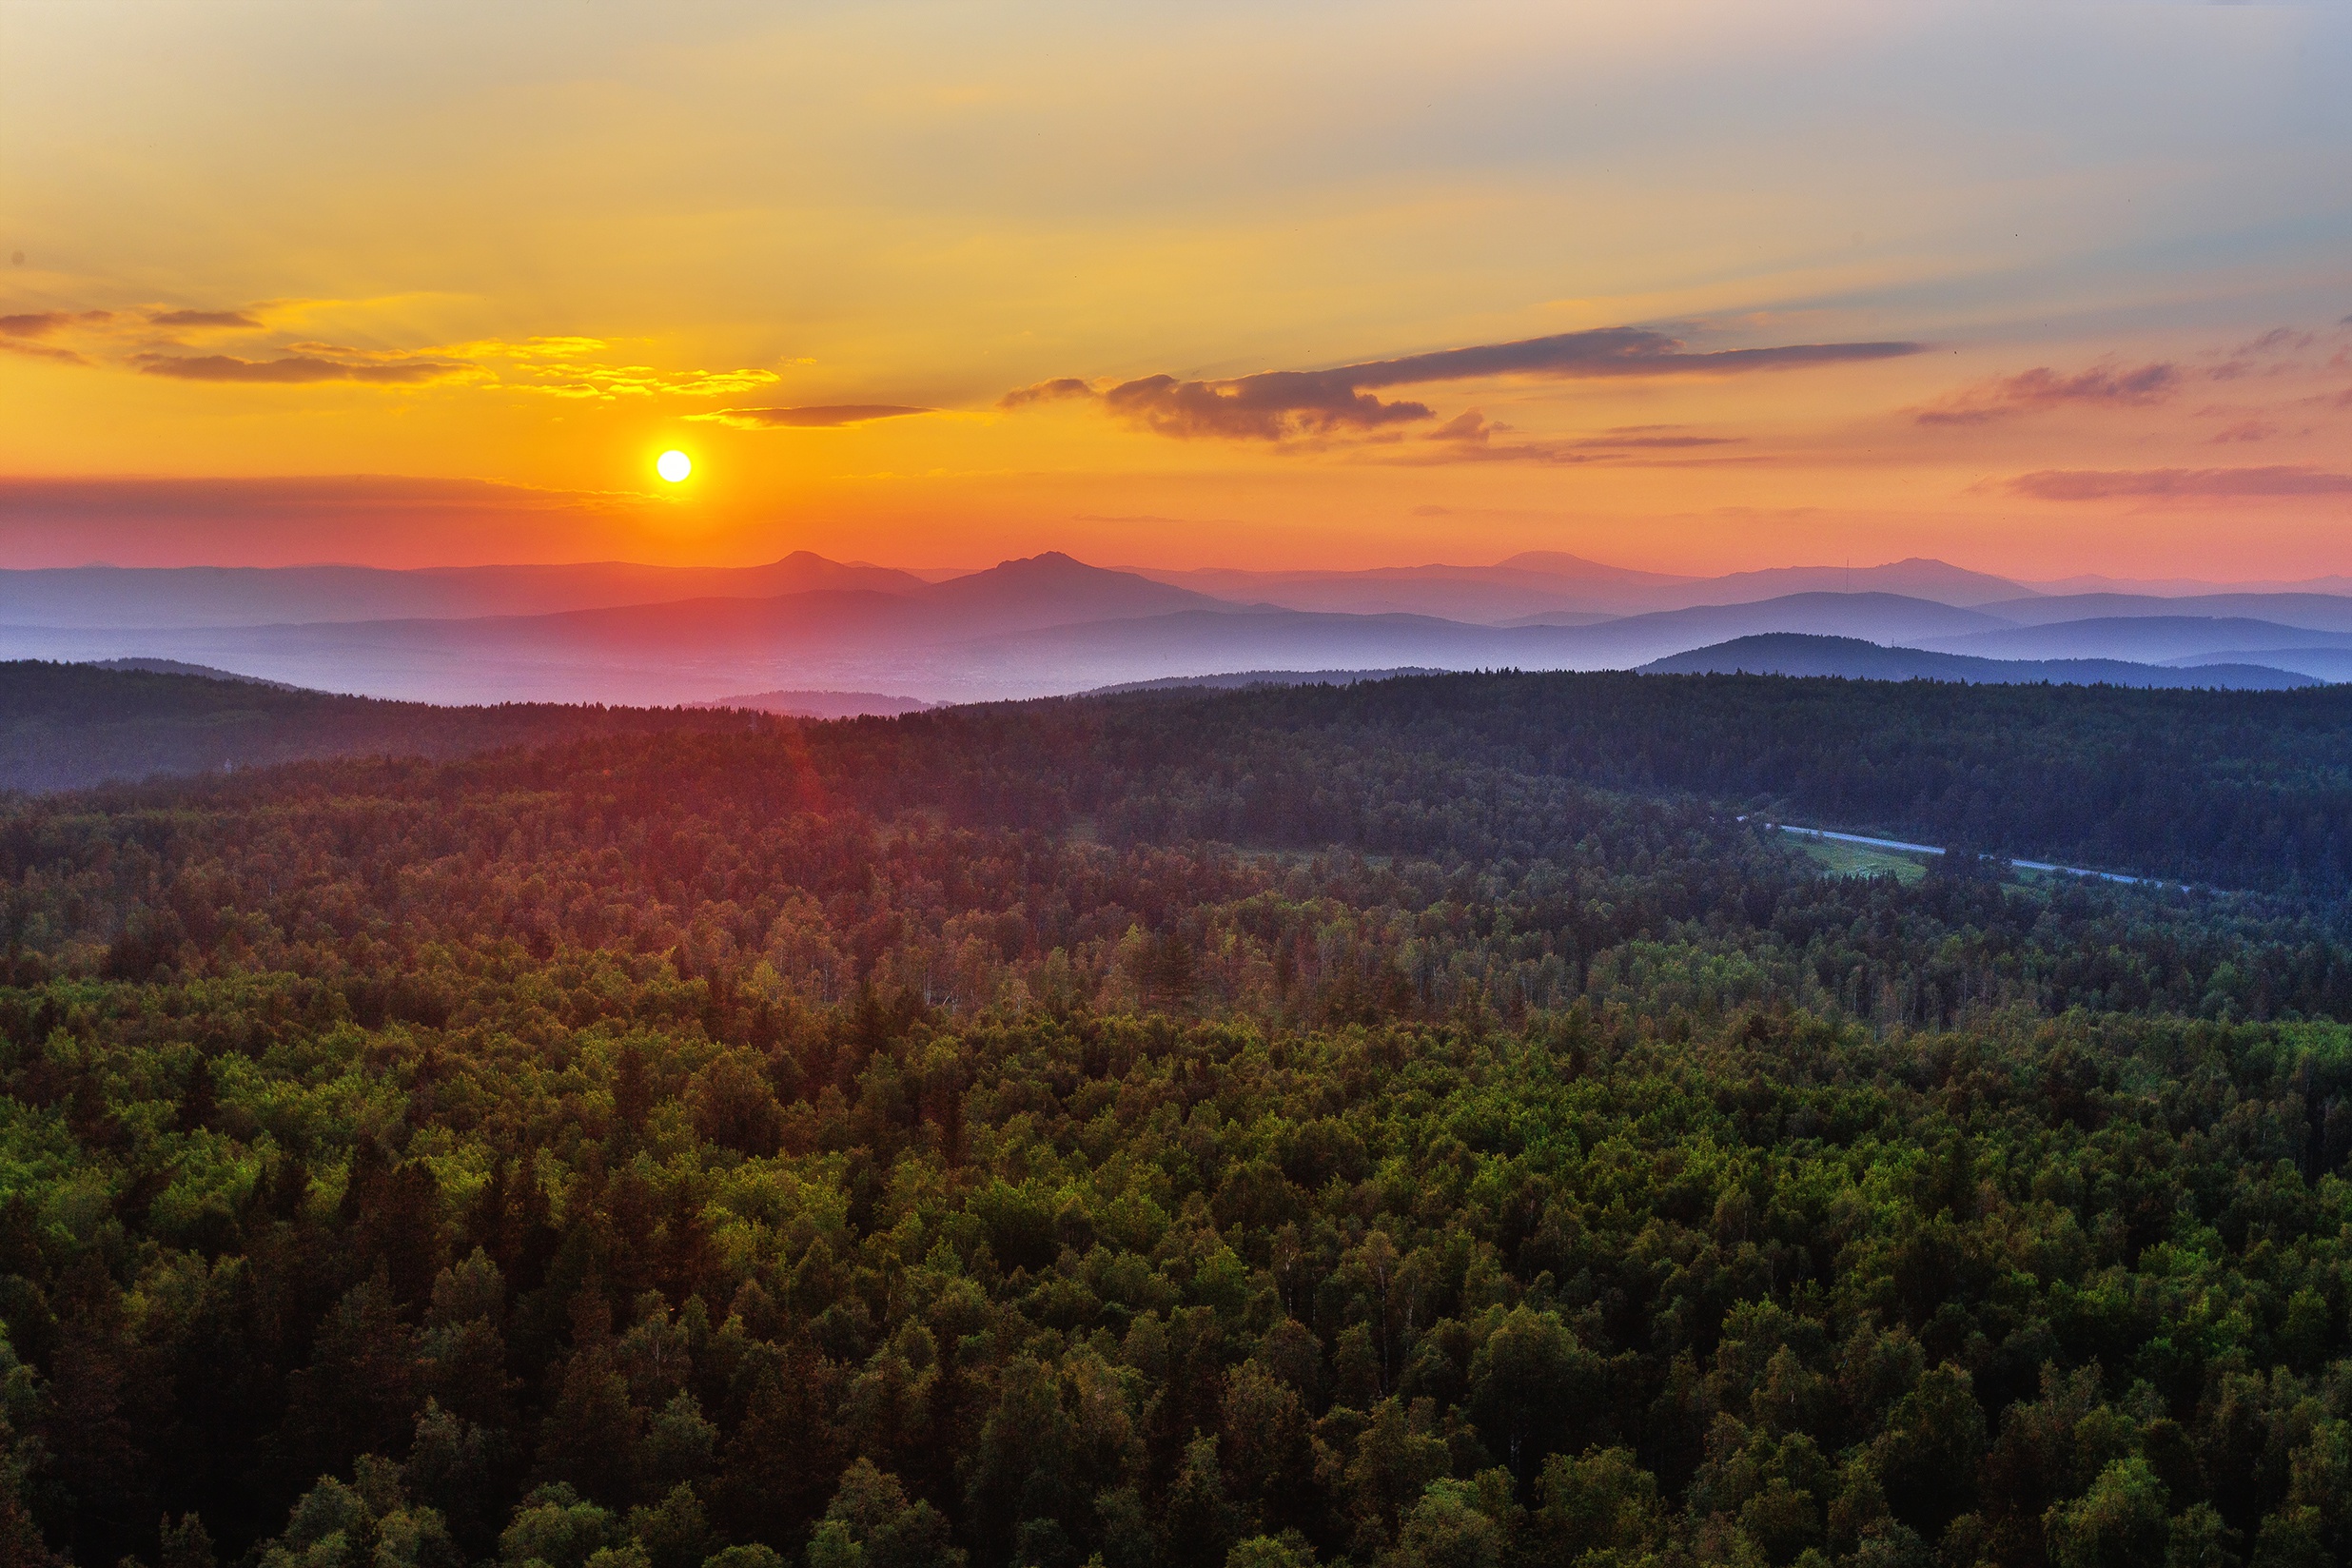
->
3;671;2351;1568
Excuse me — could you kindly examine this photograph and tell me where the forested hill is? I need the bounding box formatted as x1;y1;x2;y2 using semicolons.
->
16;662;2352;898
6;676;2352;1568
0;662;763;794
811;673;2351;897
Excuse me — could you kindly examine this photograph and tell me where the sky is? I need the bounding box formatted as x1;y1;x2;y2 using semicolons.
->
2;0;2349;578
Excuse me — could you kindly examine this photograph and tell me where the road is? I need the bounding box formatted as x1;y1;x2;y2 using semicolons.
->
1742;818;2192;891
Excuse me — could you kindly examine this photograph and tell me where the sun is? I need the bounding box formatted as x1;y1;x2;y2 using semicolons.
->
656;449;693;483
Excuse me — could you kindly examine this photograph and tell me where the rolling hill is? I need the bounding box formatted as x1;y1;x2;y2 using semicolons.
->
0;660;758;794
1639;633;2320;690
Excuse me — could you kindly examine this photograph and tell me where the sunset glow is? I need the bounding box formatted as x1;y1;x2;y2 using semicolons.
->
1;2;2347;578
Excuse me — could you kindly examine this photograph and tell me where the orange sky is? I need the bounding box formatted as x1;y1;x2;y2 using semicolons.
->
2;2;2349;578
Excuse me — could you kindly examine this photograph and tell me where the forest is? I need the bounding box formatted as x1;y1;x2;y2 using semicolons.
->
4;669;2352;1568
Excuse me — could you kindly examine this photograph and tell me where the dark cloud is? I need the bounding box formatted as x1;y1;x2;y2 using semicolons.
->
1915;362;2178;425
997;378;1094;408
692;403;932;429
1103;372;1434;440
0;309;111;337
1006;325;1923;442
148;308;264;329
2008;466;2352;500
1324;326;1920;388
136;354;464;384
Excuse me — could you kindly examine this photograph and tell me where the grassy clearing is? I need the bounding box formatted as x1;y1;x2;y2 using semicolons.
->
1793;834;1931;883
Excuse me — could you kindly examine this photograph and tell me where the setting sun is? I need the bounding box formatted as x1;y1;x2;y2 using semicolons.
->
656;450;692;483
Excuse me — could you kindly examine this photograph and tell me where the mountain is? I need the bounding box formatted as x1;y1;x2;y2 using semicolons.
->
0;581;2018;706
1514;591;2009;654
911;551;1221;629
1127;553;2028;622
2027;572;2352;597
1122;560;1640;623
1640;634;2321;690
1975;592;2352;633
2168;648;2352;684
28;543;2334;710
0;551;927;629
0;554;1242;705
1926;616;2352;664
942;593;2017;698
1673;558;2032;609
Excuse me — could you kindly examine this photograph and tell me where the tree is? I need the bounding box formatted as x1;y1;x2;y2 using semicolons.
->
1869;1364;1984;1538
1532;1447;1666;1567
805;1460;964;1568
1468;1309;1594;1482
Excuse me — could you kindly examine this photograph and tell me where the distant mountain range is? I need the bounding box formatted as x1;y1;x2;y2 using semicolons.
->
4;548;2346;703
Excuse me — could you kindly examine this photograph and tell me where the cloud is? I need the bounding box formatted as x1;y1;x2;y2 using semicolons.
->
135;353;468;384
1005;324;1923;441
2209;326;2317;382
441;335;609;360
1387;409;1748;465
1104;372;1434;440
147;307;264;329
2007;466;2352;500
0;309;111;337
998;378;1094;408
518;364;781;399
690;403;931;429
1914;361;2178;425
6;304;782;404
0;338;89;364
1594;422;1736;446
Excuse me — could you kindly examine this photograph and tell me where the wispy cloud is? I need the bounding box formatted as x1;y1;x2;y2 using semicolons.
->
1004;325;1922;442
688;402;931;429
3;302;787;401
135;353;469;384
1914;361;2177;425
1380;410;1749;465
511;364;781;400
2008;466;2352;500
2209;327;2317;382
